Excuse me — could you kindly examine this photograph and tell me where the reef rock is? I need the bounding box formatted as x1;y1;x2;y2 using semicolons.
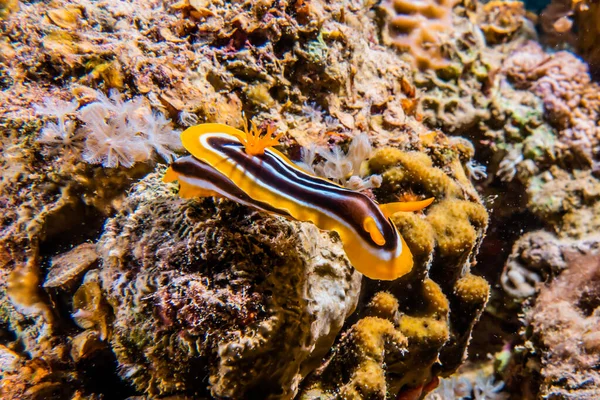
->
510;250;600;399
0;0;496;397
94;169;362;398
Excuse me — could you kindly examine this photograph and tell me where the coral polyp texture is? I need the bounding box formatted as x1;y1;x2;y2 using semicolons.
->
378;0;459;69
541;0;600;78
506;251;600;398
301;137;490;398
95;170;362;397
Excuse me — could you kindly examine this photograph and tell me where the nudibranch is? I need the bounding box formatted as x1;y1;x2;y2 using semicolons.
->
164;122;433;281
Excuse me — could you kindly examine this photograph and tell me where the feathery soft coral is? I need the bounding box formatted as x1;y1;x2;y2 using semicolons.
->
34;97;84;156
36;90;182;168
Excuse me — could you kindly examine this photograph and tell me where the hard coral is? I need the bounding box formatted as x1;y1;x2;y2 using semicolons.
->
378;0;459;69
0;0;498;397
300;135;489;398
501;41;600;169
478;1;526;45
541;0;600;78
501;231;567;299
300;294;408;400
94;169;362;398
521;251;600;398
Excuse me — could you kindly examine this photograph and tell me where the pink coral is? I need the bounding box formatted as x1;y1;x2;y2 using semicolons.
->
501;41;600;167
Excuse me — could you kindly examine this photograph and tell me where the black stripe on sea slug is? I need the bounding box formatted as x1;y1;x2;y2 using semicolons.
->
171;156;291;217
205;135;399;251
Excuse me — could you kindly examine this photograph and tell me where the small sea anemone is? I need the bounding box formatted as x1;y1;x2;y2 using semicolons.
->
297;133;382;191
178;110;199;127
34;97;84;156
497;146;524;182
426;376;472;399
473;374;508;400
79;90;182;168
426;373;508;400
35;89;182;168
466;160;488;181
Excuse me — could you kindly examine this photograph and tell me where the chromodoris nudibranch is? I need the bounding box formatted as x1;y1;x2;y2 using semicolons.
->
164;122;433;281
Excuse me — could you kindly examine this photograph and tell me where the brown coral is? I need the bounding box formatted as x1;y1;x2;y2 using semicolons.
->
378;0;459;69
94;170;362;398
478;1;526;45
501;41;600;169
541;0;600;78
523;251;600;398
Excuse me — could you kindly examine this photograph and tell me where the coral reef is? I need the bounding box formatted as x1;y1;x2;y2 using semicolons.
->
0;0;518;397
481;41;600;302
300;292;409;399
400;1;600;397
378;0;459;69
300;136;489;398
478;1;526;45
500;42;600;172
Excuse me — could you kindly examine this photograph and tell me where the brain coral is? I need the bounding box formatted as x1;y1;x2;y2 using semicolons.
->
94;169;362;398
378;0;459;69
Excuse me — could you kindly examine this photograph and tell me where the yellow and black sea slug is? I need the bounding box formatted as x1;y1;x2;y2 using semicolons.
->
164;122;433;281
